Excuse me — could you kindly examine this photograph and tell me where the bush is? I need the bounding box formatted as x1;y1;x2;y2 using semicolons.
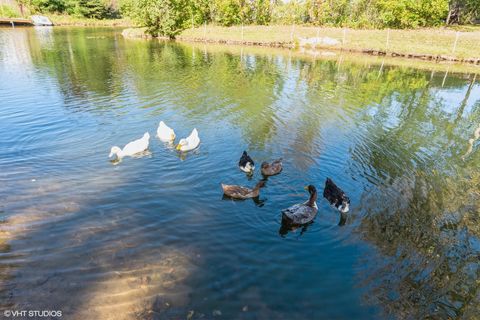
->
65;0;109;19
376;0;449;28
0;4;20;17
121;0;190;38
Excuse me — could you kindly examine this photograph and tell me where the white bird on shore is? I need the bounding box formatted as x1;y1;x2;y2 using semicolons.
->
157;121;176;143
109;132;150;160
176;128;200;152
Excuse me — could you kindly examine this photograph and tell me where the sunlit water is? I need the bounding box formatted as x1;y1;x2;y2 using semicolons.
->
1;27;479;319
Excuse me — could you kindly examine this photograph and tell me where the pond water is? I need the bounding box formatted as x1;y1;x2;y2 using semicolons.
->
0;27;479;320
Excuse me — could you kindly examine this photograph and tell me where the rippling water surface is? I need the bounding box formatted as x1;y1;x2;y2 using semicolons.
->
1;27;479;319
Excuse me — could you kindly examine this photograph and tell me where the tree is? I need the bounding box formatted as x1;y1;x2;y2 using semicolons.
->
447;0;480;24
121;0;190;38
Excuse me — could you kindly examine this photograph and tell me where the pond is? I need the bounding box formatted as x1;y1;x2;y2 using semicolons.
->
0;27;479;320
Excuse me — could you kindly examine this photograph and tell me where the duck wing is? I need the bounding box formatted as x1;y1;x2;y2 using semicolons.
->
263;159;282;175
184;129;200;150
122;134;149;156
157;121;174;141
282;203;317;225
222;184;254;199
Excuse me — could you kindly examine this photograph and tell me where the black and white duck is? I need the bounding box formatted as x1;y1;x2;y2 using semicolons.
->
281;185;318;225
323;178;350;213
238;151;255;174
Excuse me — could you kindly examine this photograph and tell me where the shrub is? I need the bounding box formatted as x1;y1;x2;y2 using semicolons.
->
0;4;20;17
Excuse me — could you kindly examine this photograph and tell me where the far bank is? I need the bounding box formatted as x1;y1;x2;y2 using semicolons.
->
123;25;480;65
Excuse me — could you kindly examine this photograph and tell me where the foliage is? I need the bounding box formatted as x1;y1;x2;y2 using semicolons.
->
0;4;20;17
271;0;307;24
376;0;449;28
18;0;115;18
17;0;480;29
66;0;109;19
214;0;241;26
120;0;190;38
447;0;480;24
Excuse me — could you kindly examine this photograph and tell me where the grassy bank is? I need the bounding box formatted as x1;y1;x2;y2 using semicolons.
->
175;25;480;63
49;14;132;27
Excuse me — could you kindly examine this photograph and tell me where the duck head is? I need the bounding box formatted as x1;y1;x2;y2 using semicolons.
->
304;185;317;195
176;138;187;150
109;146;122;158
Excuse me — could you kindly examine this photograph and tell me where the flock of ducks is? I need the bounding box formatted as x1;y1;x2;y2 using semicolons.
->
109;122;350;229
225;150;350;226
109;121;200;161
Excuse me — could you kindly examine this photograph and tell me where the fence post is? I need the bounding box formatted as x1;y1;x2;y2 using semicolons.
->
452;31;460;55
241;23;244;41
203;21;207;41
386;28;390;53
290;24;295;42
342;28;347;46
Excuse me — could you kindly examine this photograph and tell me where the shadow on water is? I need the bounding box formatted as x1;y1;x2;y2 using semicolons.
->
0;172;200;319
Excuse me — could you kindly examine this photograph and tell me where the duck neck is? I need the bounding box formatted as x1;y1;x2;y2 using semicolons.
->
253;181;264;191
307;190;317;207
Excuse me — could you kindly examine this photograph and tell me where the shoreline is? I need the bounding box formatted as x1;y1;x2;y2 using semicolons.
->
174;35;480;65
177;25;480;66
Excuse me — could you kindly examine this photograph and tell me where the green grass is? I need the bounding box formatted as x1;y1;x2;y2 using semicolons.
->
179;25;480;60
49;14;132;27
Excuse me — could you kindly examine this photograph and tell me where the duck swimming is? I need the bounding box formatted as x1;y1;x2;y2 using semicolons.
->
109;132;150;161
221;180;265;199
157;121;176;143
176;128;200;152
261;158;283;176
323;178;350;213
281;185;318;225
239;151;255;174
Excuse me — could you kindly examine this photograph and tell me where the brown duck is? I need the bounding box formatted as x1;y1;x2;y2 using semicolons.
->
261;159;283;176
221;180;265;199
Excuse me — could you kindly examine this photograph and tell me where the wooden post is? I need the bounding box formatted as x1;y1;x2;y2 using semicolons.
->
203;21;207;41
452;31;460;55
442;67;449;87
290;24;295;42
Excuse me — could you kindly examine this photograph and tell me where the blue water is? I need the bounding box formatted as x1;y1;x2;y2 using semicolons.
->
0;27;479;319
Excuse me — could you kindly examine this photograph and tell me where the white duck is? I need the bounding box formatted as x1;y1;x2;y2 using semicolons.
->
176;128;200;152
109;132;150;160
157;121;176;143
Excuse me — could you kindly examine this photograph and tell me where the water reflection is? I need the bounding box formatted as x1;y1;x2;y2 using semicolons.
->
0;27;479;319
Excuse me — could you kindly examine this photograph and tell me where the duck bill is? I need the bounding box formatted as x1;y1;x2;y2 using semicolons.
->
303;186;309;191
176;144;181;150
